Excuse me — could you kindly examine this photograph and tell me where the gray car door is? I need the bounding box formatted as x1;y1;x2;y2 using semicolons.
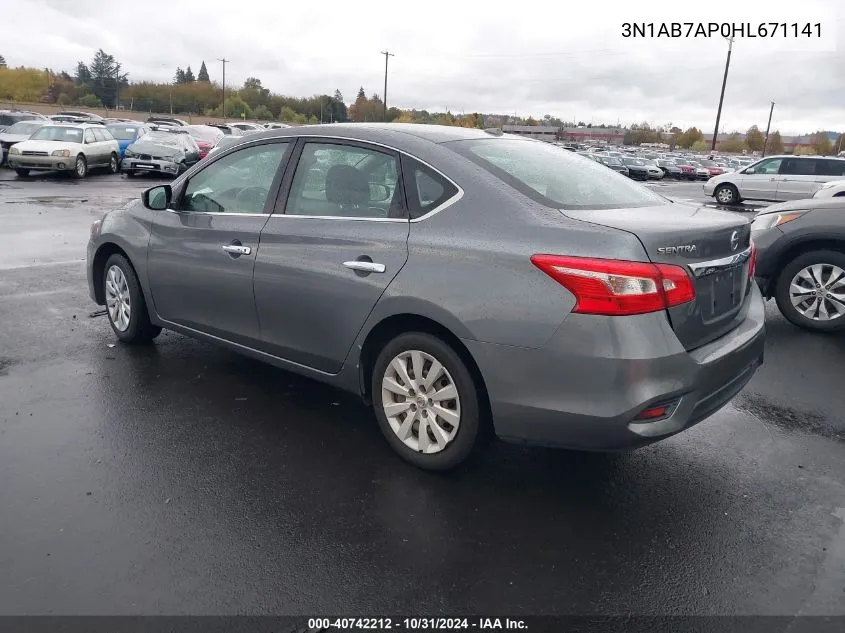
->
777;157;824;200
740;156;783;200
253;139;410;373
146;140;292;347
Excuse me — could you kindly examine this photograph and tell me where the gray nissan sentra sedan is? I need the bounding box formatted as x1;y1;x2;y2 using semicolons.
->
86;123;765;470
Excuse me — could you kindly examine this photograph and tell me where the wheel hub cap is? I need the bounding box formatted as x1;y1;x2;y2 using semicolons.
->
789;263;845;321
381;349;461;455
105;265;131;331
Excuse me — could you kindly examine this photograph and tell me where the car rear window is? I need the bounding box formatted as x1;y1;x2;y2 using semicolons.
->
447;138;666;210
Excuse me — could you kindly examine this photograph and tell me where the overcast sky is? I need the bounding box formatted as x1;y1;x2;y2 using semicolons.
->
5;0;843;133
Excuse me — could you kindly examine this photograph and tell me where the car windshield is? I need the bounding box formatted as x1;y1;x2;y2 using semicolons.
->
602;157;622;166
3;121;44;135
106;125;140;140
700;160;718;167
447;138;666;210
137;131;183;148
624;158;645;166
0;114;40;127
29;126;84;142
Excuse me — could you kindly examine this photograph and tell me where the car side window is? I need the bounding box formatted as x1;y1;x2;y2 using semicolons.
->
821;159;845;177
400;155;459;219
285;142;403;219
93;128;109;142
781;158;817;176
180;142;290;214
84;129;96;144
752;158;782;174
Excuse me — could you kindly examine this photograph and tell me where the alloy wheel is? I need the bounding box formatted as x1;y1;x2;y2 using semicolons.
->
381;349;461;454
105;265;132;331
76;157;87;178
789;263;845;321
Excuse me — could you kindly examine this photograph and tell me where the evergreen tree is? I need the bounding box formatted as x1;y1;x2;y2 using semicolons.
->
197;61;210;82
184;66;195;83
0;55;7;68
75;61;91;85
174;67;186;84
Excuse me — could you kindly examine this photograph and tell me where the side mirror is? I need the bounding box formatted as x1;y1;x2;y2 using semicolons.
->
745;167;756;175
369;183;391;203
143;185;172;210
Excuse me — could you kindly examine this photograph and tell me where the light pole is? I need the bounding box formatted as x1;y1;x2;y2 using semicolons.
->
711;36;734;153
217;57;230;121
381;50;394;121
762;102;775;157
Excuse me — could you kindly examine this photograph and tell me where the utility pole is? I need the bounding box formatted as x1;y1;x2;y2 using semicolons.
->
217;57;230;122
381;50;394;122
762;101;775;157
711;36;734;152
114;63;121;110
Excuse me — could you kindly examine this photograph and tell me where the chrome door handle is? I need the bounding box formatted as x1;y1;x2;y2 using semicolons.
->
222;244;251;255
343;260;386;273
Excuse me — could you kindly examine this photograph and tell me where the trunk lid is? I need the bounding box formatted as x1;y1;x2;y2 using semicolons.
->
561;202;753;350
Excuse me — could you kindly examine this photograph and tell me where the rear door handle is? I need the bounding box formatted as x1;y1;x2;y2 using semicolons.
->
222;244;251;255
343;261;385;273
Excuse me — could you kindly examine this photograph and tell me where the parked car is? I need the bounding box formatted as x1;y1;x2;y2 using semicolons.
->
205;123;244;136
704;156;845;205
185;124;225;159
105;123;151;159
595;155;630;177
621;157;650;180
751;197;845;332
86;124;764;471
7;122;120;178
655;159;682;179
698;160;726;178
811;180;845;198
146;117;189;127
228;122;265;133
203;134;245;159
672;159;698;181
0;109;48;133
0;120;46;165
264;122;292;129
56;110;104;121
690;161;712;181
122;128;201;177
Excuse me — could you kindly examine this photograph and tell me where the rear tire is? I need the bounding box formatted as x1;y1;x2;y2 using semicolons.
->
15;169;30;177
108;153;119;174
774;249;845;333
371;332;481;471
714;183;740;205
102;253;162;344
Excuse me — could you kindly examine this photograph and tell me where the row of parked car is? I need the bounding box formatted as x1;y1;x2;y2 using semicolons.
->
570;145;755;182
0;108;286;179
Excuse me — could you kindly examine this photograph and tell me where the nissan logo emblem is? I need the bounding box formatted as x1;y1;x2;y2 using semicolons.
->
730;230;740;251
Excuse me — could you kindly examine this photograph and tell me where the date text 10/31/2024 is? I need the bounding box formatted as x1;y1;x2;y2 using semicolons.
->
622;22;822;38
307;618;528;630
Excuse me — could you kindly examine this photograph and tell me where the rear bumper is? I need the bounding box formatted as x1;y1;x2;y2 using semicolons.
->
465;284;766;450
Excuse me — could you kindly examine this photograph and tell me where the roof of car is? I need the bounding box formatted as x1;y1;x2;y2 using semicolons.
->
246;123;514;148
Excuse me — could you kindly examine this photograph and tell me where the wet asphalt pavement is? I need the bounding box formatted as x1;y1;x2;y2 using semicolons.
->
1;170;844;617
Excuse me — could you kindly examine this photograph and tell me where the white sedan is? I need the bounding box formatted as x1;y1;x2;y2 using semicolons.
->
7;123;120;178
812;180;845;198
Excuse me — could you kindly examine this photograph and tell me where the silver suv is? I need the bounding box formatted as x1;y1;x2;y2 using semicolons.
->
7;122;120;178
704;155;845;204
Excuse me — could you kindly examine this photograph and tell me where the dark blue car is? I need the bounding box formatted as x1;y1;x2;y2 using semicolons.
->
105;123;151;159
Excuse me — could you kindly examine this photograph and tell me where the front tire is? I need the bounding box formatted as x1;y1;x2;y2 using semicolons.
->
774;250;845;333
372;332;481;471
15;169;30;177
103;254;162;343
714;183;740;204
74;155;87;179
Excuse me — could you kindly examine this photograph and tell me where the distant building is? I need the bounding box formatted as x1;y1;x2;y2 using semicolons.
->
501;124;625;145
501;125;560;142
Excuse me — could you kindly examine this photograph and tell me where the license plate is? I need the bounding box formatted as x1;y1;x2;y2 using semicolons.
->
135;164;155;169
709;267;742;316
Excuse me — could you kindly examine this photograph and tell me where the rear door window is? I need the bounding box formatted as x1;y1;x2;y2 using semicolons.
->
820;159;845;176
780;158;818;176
400;155;459;219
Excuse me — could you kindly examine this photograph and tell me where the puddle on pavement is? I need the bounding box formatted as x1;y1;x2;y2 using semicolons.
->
733;392;842;442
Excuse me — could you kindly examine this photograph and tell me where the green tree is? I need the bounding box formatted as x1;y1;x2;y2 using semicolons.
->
677;126;703;149
744;125;765;152
252;104;273;120
74;61;91;85
77;93;102;108
835;133;845;154
691;140;710;152
205;94;251;119
88;49;121;105
0;66;51;101
0;55;7;68
197;61;210;82
766;130;784;154
184;66;195;83
348;87;369;122
174;67;186;84
810;131;833;155
717;133;745;153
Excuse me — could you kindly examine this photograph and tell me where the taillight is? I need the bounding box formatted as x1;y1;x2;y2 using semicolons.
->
530;254;696;316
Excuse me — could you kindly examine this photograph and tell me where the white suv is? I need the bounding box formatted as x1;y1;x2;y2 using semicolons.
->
704;155;845;204
7;122;120;178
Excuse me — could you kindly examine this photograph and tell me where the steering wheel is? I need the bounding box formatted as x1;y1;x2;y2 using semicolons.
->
234;186;269;212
